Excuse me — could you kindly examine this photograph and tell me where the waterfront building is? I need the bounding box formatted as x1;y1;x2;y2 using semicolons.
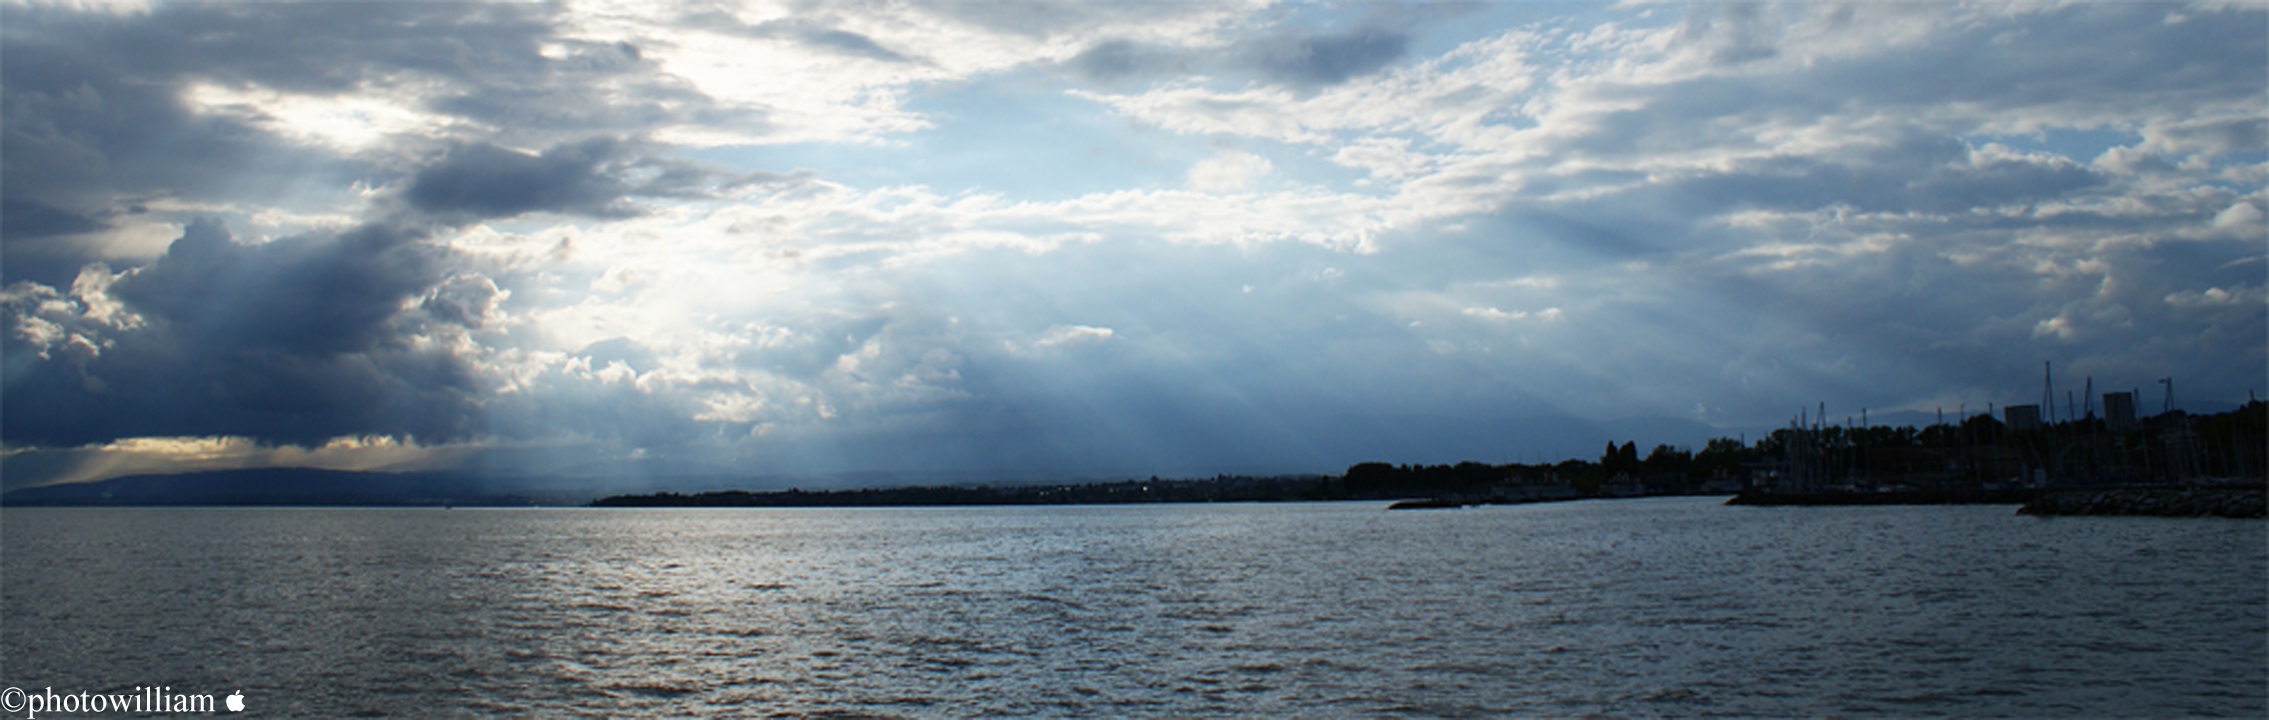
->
2103;391;2136;431
2004;404;2041;431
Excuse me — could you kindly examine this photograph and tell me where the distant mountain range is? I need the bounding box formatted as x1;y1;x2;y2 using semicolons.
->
0;467;1183;507
1;468;599;507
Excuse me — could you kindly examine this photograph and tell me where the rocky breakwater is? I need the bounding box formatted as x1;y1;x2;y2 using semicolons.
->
2018;485;2266;519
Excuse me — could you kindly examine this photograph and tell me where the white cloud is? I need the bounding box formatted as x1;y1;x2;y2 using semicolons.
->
1002;324;1116;355
1331;136;1432;181
1187;150;1274;192
2165;285;2267;307
7;0;153;15
1035;324;1115;347
181;81;471;153
2213;201;2263;230
1462;306;1562;322
2032;312;2079;341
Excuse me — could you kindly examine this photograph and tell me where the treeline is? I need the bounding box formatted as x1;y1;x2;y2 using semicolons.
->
592;475;1332;507
593;402;2269;507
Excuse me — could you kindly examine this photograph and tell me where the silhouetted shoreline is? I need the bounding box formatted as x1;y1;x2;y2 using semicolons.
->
1726;488;2039;506
585;482;2268;518
595;400;2267;514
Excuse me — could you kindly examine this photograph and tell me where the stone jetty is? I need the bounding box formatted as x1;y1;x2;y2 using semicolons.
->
2017;485;2266;518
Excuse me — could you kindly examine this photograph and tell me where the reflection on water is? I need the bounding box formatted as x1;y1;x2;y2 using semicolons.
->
5;498;2263;716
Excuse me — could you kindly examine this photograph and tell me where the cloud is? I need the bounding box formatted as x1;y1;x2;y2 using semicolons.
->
3;220;482;448
401;138;722;222
2212;201;2263;230
419;273;509;329
1034;324;1115;348
1462;306;1561;322
726;16;919;64
1243;26;1410;87
1;198;107;240
2165;285;2267;308
1068;38;1195;82
1065;22;1413;89
893;0;1248;41
1187;150;1274;192
108;219;440;354
0;1;746;288
2;0;2263;491
1;15;354;228
1679;1;1783;67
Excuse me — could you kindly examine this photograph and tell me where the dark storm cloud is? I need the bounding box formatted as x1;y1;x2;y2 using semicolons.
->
400;137;778;222
108;219;441;354
1067;39;1193;82
0;199;113;287
417;40;748;139
1065;25;1411;88
0;1;557;194
1;15;352;248
2;220;481;448
1;198;106;240
1242;27;1410;87
33;1;728;137
0;1;752;274
39;2;556;95
409;139;637;221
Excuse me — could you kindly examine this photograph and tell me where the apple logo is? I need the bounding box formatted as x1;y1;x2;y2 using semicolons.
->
225;691;245;712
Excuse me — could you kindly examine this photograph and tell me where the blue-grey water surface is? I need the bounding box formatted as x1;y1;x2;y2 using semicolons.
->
4;497;2263;717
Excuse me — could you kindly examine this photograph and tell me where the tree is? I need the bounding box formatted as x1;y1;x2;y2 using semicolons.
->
1642;444;1691;476
1600;441;1639;474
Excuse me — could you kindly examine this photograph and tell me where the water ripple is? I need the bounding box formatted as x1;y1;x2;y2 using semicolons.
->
3;500;2262;717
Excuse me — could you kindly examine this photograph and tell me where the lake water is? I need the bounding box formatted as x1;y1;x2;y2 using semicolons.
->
3;497;2262;717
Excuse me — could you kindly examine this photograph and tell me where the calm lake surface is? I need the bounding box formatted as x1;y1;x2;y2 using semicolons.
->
4;497;2263;717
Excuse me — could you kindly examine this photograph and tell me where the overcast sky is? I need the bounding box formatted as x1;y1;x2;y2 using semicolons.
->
3;0;2263;489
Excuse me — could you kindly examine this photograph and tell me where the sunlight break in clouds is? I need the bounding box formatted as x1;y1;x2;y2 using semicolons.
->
2;0;2262;490
6;435;478;488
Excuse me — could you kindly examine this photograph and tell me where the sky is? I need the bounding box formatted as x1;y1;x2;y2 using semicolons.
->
2;0;2263;491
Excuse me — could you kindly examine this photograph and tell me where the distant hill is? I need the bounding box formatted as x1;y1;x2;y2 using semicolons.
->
0;468;585;506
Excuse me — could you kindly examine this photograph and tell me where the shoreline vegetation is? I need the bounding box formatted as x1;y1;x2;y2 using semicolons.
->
589;480;2266;518
595;402;2267;518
